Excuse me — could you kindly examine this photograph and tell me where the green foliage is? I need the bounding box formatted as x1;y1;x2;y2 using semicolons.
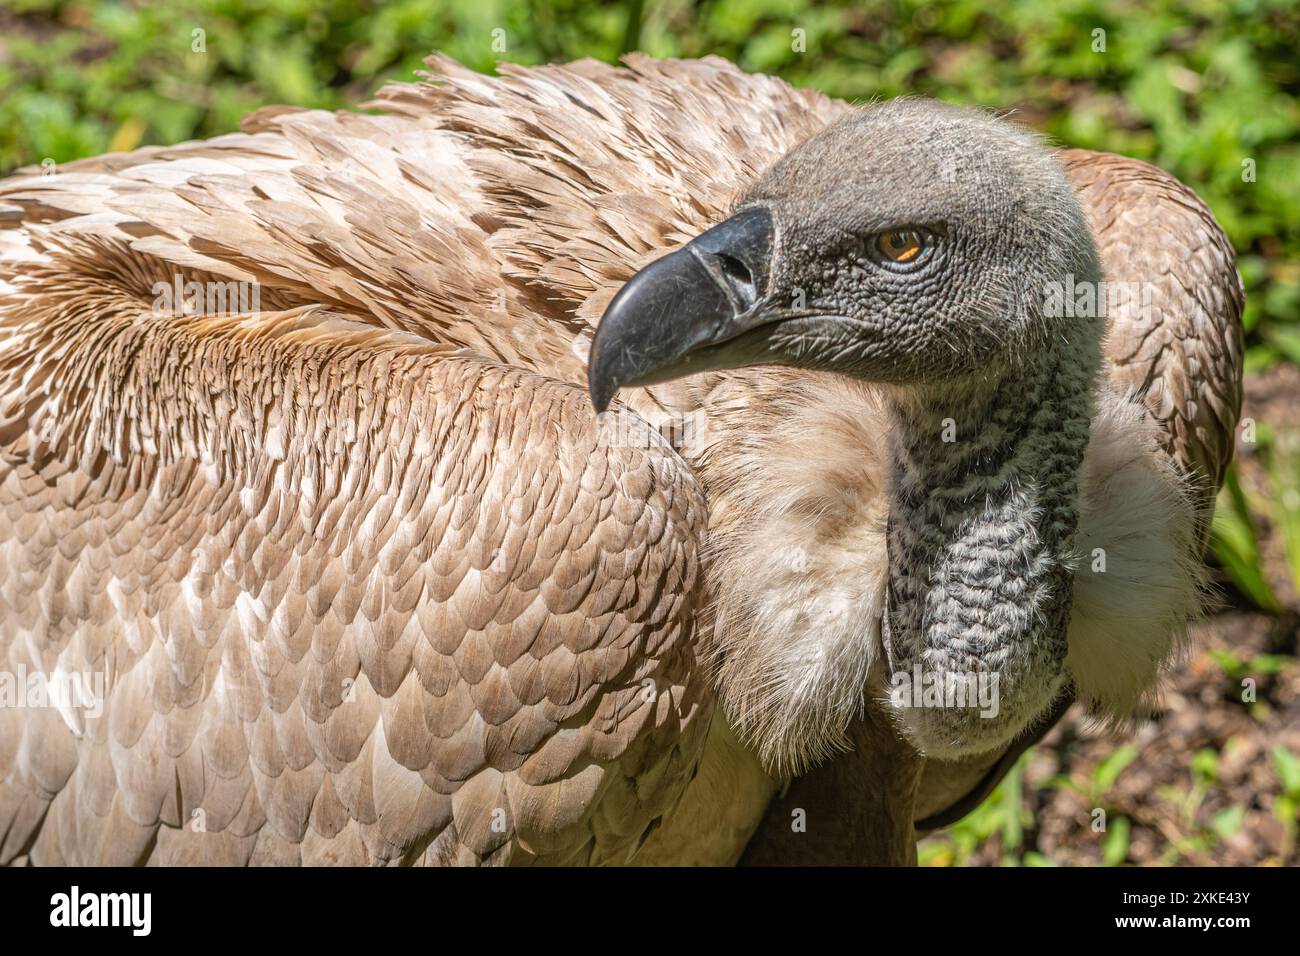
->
1272;745;1300;857
1101;813;1131;865
1272;430;1300;595
1212;468;1283;612
1274;744;1300;796
919;751;1037;866
1089;744;1138;804
1207;646;1292;710
1213;418;1300;612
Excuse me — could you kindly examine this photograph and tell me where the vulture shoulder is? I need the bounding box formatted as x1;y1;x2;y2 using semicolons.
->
1058;148;1245;526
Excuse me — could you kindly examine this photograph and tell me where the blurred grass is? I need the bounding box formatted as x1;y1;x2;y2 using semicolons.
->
2;0;1297;866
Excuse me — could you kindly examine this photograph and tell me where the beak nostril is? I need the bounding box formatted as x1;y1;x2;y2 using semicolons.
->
714;252;757;307
715;252;752;284
688;205;773;313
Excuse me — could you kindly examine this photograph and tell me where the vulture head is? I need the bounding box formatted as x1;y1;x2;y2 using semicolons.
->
589;98;1101;401
591;99;1108;765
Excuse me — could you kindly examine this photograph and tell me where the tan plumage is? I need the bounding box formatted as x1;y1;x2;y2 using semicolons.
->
1059;149;1244;528
0;55;1241;865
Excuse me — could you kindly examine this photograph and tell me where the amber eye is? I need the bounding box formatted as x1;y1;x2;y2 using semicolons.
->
876;229;926;264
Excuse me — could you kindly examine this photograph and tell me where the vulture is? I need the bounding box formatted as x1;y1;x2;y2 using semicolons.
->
0;55;1243;866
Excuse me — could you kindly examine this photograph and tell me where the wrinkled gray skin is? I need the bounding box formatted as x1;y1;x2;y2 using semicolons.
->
590;99;1105;758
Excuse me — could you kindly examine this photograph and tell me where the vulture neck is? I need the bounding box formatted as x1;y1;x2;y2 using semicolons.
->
879;330;1100;752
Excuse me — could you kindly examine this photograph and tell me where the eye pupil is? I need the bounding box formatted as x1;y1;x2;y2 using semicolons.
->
878;229;924;263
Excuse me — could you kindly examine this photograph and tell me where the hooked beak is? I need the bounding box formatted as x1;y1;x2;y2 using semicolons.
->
587;206;775;412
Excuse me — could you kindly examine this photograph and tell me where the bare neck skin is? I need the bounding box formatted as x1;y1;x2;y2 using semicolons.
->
881;327;1101;757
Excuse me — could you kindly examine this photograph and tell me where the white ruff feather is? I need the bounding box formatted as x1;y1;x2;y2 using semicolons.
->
703;380;1207;772
696;376;889;775
1066;388;1207;720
